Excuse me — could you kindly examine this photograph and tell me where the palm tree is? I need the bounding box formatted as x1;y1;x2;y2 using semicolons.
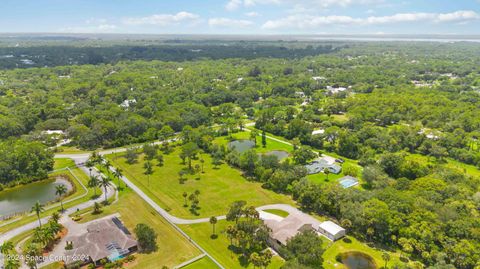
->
209;216;218;236
382;252;391;269
99;176;112;204
200;157;205;173
113;167;123;189
323;168;331;180
85;160;94;177
51;212;61;224
31;201;45;228
93;202;102;214
88;175;99;197
4;257;20;269
103;159;111;171
144;161;153;186
182;192;188;207
55;184;68;211
250;130;258;146
0;241;14;255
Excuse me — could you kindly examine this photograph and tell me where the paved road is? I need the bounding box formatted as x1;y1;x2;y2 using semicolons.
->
0;157;116;268
1;131;301;269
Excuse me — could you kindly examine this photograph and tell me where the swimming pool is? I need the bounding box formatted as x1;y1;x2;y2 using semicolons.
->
339;177;359;188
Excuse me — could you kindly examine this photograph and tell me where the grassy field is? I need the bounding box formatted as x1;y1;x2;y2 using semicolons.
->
106;148;295;219
53;158;76;170
322;236;410;269
263;209;289;218
180;219;285;269
76;188;202;268
406;153;480;180
181;257;220;269
0;161;97;233
55;146;92;154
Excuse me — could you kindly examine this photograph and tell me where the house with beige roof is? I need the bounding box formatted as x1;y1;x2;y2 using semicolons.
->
261;209;345;252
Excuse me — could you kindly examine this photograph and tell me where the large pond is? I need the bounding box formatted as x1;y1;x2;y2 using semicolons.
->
263;150;289;161
228;140;255;153
0;177;72;219
338;252;377;269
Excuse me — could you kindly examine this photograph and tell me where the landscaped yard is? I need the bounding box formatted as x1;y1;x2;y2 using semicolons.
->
53;158;76;170
76;188;202;269
322;236;410;269
263;209;289;218
106;147;295;219
180;219;285;269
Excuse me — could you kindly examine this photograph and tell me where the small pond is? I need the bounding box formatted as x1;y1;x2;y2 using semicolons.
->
338;252;377;269
263;150;289;161
228;140;255;153
0;177;72;218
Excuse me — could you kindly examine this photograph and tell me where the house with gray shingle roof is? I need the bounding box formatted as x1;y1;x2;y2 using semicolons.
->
64;217;137;266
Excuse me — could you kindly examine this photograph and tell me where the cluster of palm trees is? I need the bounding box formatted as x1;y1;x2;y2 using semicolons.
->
85;152;124;204
1;212;62;269
0;241;18;269
88;174;112;205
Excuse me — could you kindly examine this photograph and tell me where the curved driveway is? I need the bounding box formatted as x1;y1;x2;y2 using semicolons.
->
1;139;300;269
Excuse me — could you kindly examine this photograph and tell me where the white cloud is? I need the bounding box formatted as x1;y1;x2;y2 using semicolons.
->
226;0;242;11
245;11;260;17
225;0;382;10
436;10;479;22
208;18;254;27
262;10;480;29
123;12;200;26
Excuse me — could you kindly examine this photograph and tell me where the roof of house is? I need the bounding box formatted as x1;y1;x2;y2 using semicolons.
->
263;212;322;245
319;221;345;236
305;156;341;175
312;129;325;135
327;164;342;174
65;217;137;264
320;155;336;165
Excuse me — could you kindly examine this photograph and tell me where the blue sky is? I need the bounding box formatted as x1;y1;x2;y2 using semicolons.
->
1;0;479;34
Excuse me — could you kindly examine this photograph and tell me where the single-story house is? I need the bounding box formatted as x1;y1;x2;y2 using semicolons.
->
64;217;137;266
318;221;346;241
262;210;346;252
263;212;322;252
305;156;342;175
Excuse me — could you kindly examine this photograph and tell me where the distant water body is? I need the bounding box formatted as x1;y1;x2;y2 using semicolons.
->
310;35;480;43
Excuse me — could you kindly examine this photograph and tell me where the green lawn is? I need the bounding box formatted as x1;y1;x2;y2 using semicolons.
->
307;171;346;185
106;147;295;219
55;146;92;154
263;209;289;218
76;188;202;268
406;153;480;178
322;237;410;269
53;158;76;170
181;257;220;269
180;219;284;269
